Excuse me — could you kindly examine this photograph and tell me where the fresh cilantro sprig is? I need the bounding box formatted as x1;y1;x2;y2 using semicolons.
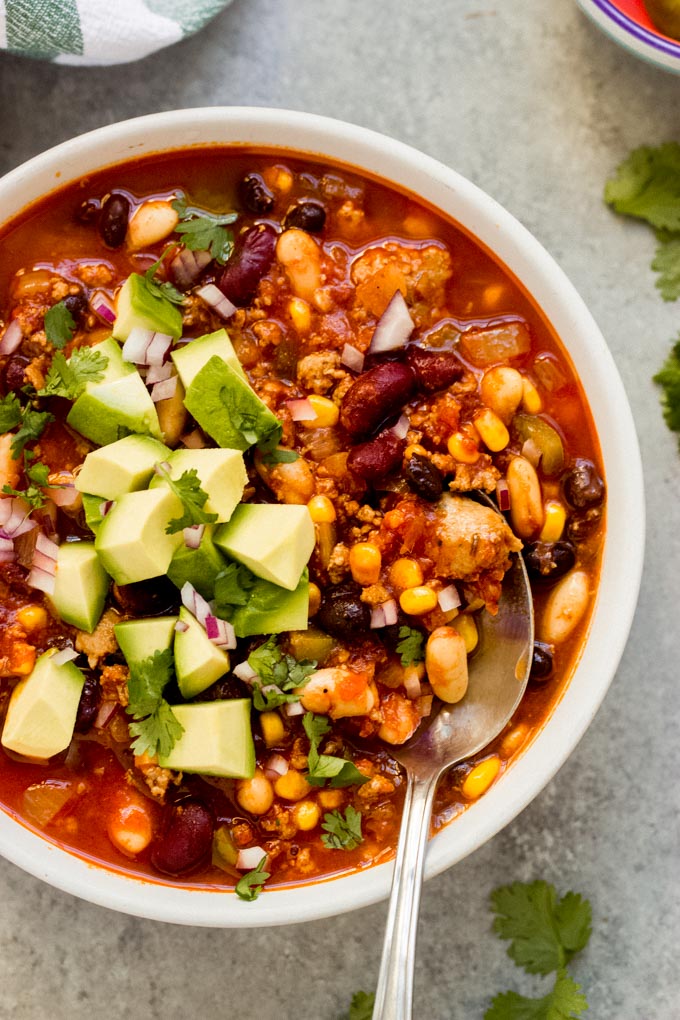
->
172;197;238;265
9;406;53;458
39;348;108;401
341;991;375;1020
303;711;368;789
142;251;185;306
247;636;316;712
44;300;76;349
154;463;218;535
2;457;53;510
654;337;680;441
396;625;424;667
235;855;270;902
0;393;22;433
125;649;183;758
321;805;363;851
485;880;592;1020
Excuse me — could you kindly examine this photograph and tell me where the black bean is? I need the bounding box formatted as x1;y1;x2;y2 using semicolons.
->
3;354;30;392
151;798;214;876
523;541;576;585
219;224;278;306
563;459;605;510
74;673;101;733
284;201;326;234
238;173;275;215
530;642;554;681
75;198;100;225
111;576;179;616
62;291;87;326
99;193;130;248
197;675;250;702
567;506;603;543
403;453;444;501
317;581;371;639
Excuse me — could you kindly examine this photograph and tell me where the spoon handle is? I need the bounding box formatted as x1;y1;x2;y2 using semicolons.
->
372;770;440;1020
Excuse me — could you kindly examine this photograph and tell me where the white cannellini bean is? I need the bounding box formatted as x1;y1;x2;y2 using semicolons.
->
540;569;590;644
507;455;544;539
276;228;321;301
425;626;469;704
479;366;524;423
127;200;179;250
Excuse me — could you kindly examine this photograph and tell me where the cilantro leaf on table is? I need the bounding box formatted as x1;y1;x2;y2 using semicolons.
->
303;711;368;789
321;805;363;851
396;625;424;667
651;234;680;301
491;881;592;975
172;197;238;265
485;969;588;1020
247;636;316;712
234;855;270;902
604;143;680;231
654;337;680;439
39;348;108;401
0;393;22;433
43;300;76;349
142;252;185;306
10;406;54;458
125;649;183;758
153;464;218;535
341;991;376;1020
2;459;53;510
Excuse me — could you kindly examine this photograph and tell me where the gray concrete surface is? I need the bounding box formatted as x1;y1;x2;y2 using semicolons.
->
0;1;678;1017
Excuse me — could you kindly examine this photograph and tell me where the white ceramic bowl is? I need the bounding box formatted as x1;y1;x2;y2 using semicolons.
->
0;108;644;927
575;0;680;73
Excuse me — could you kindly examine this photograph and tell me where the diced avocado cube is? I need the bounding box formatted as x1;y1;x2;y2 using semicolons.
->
49;542;110;633
214;504;314;591
173;606;230;699
1;651;85;760
67;371;162;447
230;568;310;638
88;337;137;384
149;447;246;523
112;273;183;341
184;356;281;452
75;435;171;500
114;616;178;667
171;329;247;388
94;487;184;585
167;526;227;600
82;493;106;536
158;700;255;779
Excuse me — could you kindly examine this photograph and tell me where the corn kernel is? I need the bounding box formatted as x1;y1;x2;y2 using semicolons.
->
318;789;345;810
454;613;478;653
274;769;311;802
300;394;339;429
15;605;47;633
260;711;285;748
389;557;424;591
500;722;530;757
349;542;382;586
447;431;480;464
474;408;510;452
11;645;36;676
289;297;311;334
308;582;322;617
539;500;567;543
399;586;438;616
307;494;336;524
404;444;427;460
521;376;542;414
292;799;321;831
462;755;502;800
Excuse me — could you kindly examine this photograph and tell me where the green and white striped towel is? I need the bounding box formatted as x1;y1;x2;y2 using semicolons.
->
0;0;234;65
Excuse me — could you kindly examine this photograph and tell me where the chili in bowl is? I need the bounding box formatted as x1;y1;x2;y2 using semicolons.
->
0;109;643;926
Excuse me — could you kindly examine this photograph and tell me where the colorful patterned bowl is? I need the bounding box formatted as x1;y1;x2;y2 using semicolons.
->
576;0;680;71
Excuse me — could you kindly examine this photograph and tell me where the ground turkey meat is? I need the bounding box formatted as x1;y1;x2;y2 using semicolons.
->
296;350;348;395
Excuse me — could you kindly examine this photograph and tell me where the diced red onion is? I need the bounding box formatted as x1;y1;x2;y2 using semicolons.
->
183;524;205;549
521;438;542;469
174;619;190;634
286;398;317;422
170;248;212;289
390;414;410;440
236;846;268;871
91;293;116;324
51;647;79;667
150;375;178;403
35;532;59;561
94;701;117;729
122;327;154;364
496;479;511;512
0;536;14;564
263;754;289;781
180;582;212;628
32;550;57;573
370;604;386;630
180;430;207;449
99;500;114;518
368;290;414;354
283;701;306;717
0;320;23;355
403;667;422;700
417;694;434;718
145;332;173;367
438;584;461;614
0;497;35;539
341;343;365;373
146;362;173;385
48;483;79;508
197;284;237;321
204;614;237;650
382;599;398;626
233;660;258;682
154;461;172;477
27;566;56;595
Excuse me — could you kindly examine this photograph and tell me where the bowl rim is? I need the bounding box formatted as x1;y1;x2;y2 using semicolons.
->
0;107;645;927
575;0;680;70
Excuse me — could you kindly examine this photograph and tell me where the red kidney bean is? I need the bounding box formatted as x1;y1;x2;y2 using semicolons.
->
151;798;214;875
99;193;130;248
74;673;101;733
347;428;405;481
406;345;464;393
219;223;278;305
340;361;415;437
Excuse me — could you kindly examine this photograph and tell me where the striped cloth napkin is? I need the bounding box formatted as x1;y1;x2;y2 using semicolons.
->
0;0;234;65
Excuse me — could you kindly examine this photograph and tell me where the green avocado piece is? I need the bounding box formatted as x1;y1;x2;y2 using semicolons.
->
213;503;314;591
49;542;110;633
158;699;255;779
183;356;281;452
82;493;106;536
114;616;178;667
229;568;310;638
75;435;171;500
149;447;247;523
173;606;230;699
67;370;162;446
112;273;183;341
94;487;184;584
167;526;227;600
171;328;247;388
1;651;86;760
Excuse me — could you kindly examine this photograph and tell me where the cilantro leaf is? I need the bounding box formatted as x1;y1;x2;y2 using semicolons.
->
125;649;183;758
396;625;425;667
0;393;22;433
303;711;368;789
213;561;255;608
485;970;588;1020
172;197;238;265
10;407;54;458
302;710;332;747
154;464;218;534
43;301;76;350
342;991;376;1020
653;337;680;439
39;348;108;401
142;252;185;306
604;143;680;231
247;636;316;712
2;459;53;510
259;446;299;465
652;234;680;301
234;855;270;902
321;805;363;850
491;881;592;976
128;701;184;759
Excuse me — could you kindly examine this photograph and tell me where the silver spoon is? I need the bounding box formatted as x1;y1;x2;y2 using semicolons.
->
372;510;534;1020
